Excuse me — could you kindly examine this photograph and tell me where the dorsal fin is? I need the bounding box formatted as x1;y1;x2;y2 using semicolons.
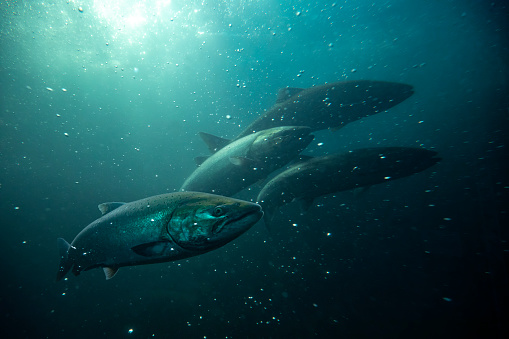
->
98;202;125;215
276;87;305;103
199;132;231;153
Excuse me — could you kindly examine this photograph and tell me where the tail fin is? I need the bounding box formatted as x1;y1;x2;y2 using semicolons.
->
56;238;73;282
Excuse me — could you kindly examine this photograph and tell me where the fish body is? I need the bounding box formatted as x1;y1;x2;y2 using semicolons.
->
57;192;263;280
235;80;414;140
257;147;440;224
181;126;314;196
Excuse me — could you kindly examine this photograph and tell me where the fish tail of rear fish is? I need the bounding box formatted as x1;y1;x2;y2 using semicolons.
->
56;238;74;282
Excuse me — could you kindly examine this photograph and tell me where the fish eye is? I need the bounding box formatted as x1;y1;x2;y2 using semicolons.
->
213;206;224;216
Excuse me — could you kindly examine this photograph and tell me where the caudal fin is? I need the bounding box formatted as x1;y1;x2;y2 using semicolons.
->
56;238;73;282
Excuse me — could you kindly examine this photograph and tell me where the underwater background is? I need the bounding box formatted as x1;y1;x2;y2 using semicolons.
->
0;0;508;338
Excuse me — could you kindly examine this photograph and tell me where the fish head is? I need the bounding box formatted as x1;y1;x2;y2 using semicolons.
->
350;147;441;179
329;80;414;115
250;126;314;160
361;81;414;112
167;193;263;252
389;148;441;174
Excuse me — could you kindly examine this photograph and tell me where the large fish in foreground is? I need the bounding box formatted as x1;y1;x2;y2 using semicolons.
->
57;192;263;281
181;126;314;196
257;147;440;224
200;80;414;152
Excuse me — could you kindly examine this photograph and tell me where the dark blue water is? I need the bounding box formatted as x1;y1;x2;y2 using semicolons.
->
1;1;508;338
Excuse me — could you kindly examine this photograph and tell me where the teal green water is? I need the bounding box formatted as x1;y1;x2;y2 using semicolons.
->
1;1;508;338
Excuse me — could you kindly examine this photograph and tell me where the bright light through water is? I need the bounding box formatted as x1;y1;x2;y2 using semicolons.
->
35;0;232;73
94;1;151;30
91;0;177;39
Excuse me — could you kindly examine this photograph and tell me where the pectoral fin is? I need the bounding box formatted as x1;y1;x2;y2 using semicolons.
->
258;201;278;233
229;156;256;167
262;206;276;232
131;241;174;257
103;266;119;280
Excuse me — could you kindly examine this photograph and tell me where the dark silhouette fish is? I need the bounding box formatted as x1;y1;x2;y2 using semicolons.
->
181;126;314;196
257;147;440;224
201;80;414;152
56;192;263;281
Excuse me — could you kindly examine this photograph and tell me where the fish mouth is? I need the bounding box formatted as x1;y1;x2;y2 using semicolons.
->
228;204;263;225
214;204;263;234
